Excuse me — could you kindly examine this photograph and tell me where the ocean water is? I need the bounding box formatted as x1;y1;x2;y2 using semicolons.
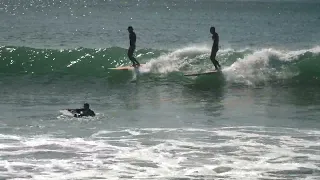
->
1;0;320;179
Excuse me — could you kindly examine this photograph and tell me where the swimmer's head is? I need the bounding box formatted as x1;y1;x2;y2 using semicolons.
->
84;103;89;109
210;26;215;34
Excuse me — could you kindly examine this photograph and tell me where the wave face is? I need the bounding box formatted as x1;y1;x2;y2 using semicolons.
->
1;45;320;86
0;46;163;77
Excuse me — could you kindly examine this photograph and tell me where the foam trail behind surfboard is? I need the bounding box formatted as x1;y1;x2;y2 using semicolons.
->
131;68;138;82
130;66;145;82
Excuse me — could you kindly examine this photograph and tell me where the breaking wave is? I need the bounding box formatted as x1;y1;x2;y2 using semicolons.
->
1;45;320;86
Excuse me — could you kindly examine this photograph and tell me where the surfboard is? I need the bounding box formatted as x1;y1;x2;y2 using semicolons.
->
184;70;219;77
108;64;145;70
59;109;76;117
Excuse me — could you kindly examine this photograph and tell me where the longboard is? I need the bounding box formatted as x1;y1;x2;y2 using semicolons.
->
108;64;145;70
184;70;219;77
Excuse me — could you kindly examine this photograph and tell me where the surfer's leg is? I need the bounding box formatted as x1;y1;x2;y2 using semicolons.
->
132;57;140;66
131;47;140;66
210;49;220;70
215;59;221;68
128;47;140;66
128;47;136;66
210;55;219;70
212;60;219;70
215;49;221;68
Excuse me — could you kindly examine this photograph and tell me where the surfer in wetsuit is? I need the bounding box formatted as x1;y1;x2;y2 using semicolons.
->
68;103;95;117
127;26;140;67
210;26;221;70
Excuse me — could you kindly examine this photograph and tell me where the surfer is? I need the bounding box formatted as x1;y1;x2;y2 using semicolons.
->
210;26;221;70
67;103;95;117
127;26;140;67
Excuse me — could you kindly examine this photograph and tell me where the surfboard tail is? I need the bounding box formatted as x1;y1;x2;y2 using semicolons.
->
108;64;146;70
184;70;219;76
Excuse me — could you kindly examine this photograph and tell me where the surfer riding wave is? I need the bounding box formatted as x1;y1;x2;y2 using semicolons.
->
127;26;140;67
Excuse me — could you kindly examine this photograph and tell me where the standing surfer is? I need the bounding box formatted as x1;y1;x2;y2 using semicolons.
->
127;26;140;67
210;26;221;70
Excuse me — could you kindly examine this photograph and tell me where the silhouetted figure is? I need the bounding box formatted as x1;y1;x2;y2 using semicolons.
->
68;103;95;117
127;26;140;67
210;26;221;70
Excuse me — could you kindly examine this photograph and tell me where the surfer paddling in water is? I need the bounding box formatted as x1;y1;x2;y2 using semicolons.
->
67;103;95;117
210;26;221;71
127;26;140;67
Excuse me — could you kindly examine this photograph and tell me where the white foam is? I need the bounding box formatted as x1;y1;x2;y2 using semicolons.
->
132;45;320;86
142;45;211;74
1;127;319;179
221;47;320;85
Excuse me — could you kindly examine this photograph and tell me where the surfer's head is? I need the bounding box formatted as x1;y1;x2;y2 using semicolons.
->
127;26;133;33
83;103;90;109
210;26;215;34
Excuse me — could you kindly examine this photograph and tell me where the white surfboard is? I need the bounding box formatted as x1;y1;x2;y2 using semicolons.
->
59;109;76;117
108;64;146;70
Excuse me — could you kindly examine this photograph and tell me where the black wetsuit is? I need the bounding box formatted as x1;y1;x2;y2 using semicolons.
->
128;31;140;66
69;108;95;117
210;32;221;70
